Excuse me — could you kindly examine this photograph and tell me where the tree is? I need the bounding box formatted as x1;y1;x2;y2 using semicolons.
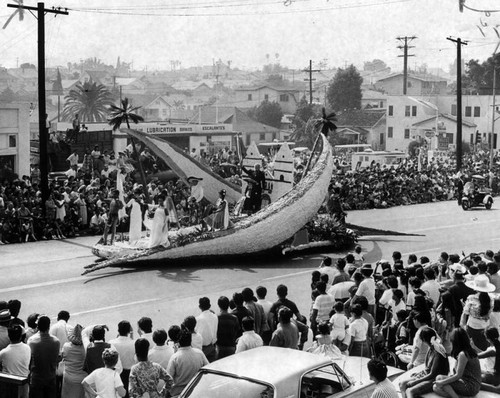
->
107;98;149;201
290;96;317;148
251;100;283;129
0;87;18;102
52;68;63;96
326;65;363;112
61;79;115;122
463;53;500;94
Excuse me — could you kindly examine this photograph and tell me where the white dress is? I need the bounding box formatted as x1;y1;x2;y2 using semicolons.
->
148;206;169;248
126;199;142;244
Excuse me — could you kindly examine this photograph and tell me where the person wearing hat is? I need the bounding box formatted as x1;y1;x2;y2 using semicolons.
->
61;324;86;398
204;189;231;231
242;163;266;213
460;274;496;351
0;308;13;350
102;188;124;246
187;176;211;218
353;264;376;317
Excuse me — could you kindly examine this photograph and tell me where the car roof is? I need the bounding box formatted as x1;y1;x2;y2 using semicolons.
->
202;347;332;385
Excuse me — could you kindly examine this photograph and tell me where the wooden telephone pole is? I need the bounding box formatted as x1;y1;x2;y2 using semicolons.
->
396;36;416;95
303;60;320;105
447;36;467;172
7;2;68;207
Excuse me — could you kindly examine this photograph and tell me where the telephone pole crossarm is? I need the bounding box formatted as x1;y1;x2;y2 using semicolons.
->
302;60;321;105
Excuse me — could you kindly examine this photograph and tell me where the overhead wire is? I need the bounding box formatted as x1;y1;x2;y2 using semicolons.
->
66;0;414;17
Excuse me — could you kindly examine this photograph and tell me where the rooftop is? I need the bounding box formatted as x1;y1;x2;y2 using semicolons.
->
336;109;386;128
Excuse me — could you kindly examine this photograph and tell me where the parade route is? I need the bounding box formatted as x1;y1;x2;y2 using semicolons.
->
2;199;499;338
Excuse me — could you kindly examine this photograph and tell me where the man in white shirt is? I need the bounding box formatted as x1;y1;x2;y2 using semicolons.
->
318;257;338;288
0;325;31;398
137;317;154;346
108;320;135;393
148;329;174;369
421;267;441;308
236;317;263;353
353;264;376;316
195;297;218;362
66;151;79;168
256;286;273;345
49;310;73;349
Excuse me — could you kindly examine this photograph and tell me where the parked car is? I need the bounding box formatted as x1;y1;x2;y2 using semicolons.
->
179;346;403;398
461;175;493;210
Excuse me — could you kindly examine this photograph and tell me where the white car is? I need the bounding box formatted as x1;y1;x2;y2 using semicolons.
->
179;346;403;398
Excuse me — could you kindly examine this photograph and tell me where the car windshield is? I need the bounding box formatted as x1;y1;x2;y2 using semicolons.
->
182;372;274;398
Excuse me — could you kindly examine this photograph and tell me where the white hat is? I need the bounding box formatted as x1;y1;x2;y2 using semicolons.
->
466;274;496;293
449;264;467;274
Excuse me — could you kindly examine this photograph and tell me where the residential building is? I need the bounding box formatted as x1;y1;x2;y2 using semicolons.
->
374;73;448;96
335;109;386;150
385;96;478;152
0;102;30;177
361;89;387;109
234;85;301;113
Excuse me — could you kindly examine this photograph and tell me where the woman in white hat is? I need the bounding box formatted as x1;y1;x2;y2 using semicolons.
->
460;274;495;350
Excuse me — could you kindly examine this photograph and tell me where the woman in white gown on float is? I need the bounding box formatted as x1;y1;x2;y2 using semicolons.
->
126;192;142;245
148;193;170;248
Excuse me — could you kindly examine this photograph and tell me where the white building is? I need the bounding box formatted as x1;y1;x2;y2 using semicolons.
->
0;102;30;177
384;95;491;153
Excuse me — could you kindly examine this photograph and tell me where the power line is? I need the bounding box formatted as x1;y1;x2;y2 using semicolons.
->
67;0;414;17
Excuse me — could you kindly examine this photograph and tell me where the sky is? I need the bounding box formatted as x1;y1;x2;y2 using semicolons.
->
1;0;500;73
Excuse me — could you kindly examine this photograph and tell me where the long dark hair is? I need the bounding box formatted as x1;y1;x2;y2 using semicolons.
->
450;328;477;359
478;292;491;317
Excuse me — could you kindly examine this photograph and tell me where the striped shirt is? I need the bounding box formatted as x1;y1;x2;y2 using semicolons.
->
371;378;398;398
312;294;335;322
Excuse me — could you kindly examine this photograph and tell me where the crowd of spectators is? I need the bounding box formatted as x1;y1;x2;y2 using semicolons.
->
0;144;499;243
0;144;246;244
331;150;500;210
1;246;500;397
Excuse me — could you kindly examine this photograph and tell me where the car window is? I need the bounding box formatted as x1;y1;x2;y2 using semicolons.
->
183;372;274;398
300;363;352;398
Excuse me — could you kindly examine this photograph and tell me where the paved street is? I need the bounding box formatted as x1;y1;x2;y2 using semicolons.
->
1;199;499;338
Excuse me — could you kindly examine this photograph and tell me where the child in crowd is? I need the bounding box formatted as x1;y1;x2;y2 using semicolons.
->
329;302;350;348
307;322;343;359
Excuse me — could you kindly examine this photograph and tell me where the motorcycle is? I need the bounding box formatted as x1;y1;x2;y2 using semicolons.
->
461;176;493;210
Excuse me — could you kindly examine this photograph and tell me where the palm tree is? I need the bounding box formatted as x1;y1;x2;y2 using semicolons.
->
302;108;337;180
107;98;149;201
61;79;115;122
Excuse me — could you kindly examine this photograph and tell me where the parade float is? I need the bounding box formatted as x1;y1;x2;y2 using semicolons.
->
83;129;335;275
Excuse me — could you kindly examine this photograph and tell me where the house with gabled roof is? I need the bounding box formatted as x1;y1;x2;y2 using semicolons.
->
374;73;448;95
186;106;281;145
233;85;302;113
335;109;386;150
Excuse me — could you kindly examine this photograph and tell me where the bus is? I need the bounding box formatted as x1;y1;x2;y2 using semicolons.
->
351;148;407;171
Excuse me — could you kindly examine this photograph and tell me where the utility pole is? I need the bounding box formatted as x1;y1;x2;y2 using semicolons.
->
490;42;500;170
396;36;416;95
447;36;468;172
7;2;68;208
303;60;320;105
214;62;221;123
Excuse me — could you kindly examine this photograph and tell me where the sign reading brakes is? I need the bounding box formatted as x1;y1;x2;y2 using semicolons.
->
134;123;233;134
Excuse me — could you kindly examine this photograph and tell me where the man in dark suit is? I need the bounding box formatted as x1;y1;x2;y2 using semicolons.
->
242;164;266;212
446;269;475;327
456;174;465;206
